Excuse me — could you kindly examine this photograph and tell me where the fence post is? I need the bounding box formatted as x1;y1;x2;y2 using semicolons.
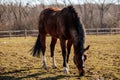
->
110;28;112;35
24;29;27;38
9;30;11;39
96;28;98;36
115;28;117;34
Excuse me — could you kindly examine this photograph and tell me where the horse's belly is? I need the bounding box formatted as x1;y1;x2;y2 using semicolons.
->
49;33;58;38
45;27;59;38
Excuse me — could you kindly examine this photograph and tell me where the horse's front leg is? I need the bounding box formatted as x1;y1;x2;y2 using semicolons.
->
60;38;69;74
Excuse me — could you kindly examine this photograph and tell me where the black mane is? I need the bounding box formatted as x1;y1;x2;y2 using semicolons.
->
67;5;85;53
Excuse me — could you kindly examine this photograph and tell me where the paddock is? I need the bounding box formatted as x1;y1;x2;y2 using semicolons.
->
0;35;120;80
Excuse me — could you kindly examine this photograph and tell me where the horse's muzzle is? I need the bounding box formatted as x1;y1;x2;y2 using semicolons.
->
79;68;85;76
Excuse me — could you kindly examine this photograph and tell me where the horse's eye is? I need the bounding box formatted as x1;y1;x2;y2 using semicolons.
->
84;55;87;61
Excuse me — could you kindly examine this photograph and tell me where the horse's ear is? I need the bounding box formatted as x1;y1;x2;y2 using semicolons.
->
84;45;90;52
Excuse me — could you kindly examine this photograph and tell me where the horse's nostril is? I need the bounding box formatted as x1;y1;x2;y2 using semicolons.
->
82;66;85;68
79;72;85;76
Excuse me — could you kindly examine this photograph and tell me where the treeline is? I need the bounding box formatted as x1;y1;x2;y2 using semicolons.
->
0;2;120;30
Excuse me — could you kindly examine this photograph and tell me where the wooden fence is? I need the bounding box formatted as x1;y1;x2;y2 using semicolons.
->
0;28;120;38
86;28;120;35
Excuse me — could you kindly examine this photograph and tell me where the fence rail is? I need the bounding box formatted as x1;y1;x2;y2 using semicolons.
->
0;28;120;38
86;28;120;35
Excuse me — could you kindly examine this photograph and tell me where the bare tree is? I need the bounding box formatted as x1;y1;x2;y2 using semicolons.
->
87;2;94;28
0;1;6;24
18;0;22;29
37;0;45;9
68;0;72;5
55;0;60;7
96;0;113;28
62;0;67;7
82;0;89;28
117;0;120;21
77;0;83;14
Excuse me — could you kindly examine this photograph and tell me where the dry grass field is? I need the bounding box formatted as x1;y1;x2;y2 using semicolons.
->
0;35;120;80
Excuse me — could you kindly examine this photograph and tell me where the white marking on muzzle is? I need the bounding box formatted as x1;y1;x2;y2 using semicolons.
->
82;55;85;68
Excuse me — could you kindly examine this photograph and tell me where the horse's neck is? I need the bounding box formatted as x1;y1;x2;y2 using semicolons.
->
70;30;84;54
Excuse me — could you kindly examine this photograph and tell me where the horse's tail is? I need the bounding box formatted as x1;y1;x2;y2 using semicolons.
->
31;34;42;57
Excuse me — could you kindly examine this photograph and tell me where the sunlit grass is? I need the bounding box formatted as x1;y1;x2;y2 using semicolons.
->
0;35;120;80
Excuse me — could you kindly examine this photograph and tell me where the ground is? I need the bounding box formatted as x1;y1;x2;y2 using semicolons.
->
0;35;120;80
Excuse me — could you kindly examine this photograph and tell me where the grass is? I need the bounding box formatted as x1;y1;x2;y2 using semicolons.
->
0;35;120;80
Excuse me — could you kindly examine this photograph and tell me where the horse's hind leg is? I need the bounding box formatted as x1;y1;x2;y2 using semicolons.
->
41;34;47;69
50;37;57;68
66;40;72;68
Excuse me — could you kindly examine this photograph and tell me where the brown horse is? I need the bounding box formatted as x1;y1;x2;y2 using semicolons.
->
31;5;90;76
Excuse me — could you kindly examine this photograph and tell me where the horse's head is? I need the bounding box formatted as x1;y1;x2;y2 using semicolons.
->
74;45;90;76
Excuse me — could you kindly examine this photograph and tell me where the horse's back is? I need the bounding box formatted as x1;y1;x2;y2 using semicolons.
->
39;8;60;37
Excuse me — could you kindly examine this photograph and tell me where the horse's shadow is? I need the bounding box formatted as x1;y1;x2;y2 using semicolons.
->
0;68;79;80
0;73;46;80
40;75;73;80
0;68;45;80
0;76;17;80
0;68;30;75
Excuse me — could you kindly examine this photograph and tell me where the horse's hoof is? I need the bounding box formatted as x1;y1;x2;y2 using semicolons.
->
42;67;47;70
63;70;69;74
52;65;57;69
63;67;69;74
53;66;57;69
42;66;47;70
